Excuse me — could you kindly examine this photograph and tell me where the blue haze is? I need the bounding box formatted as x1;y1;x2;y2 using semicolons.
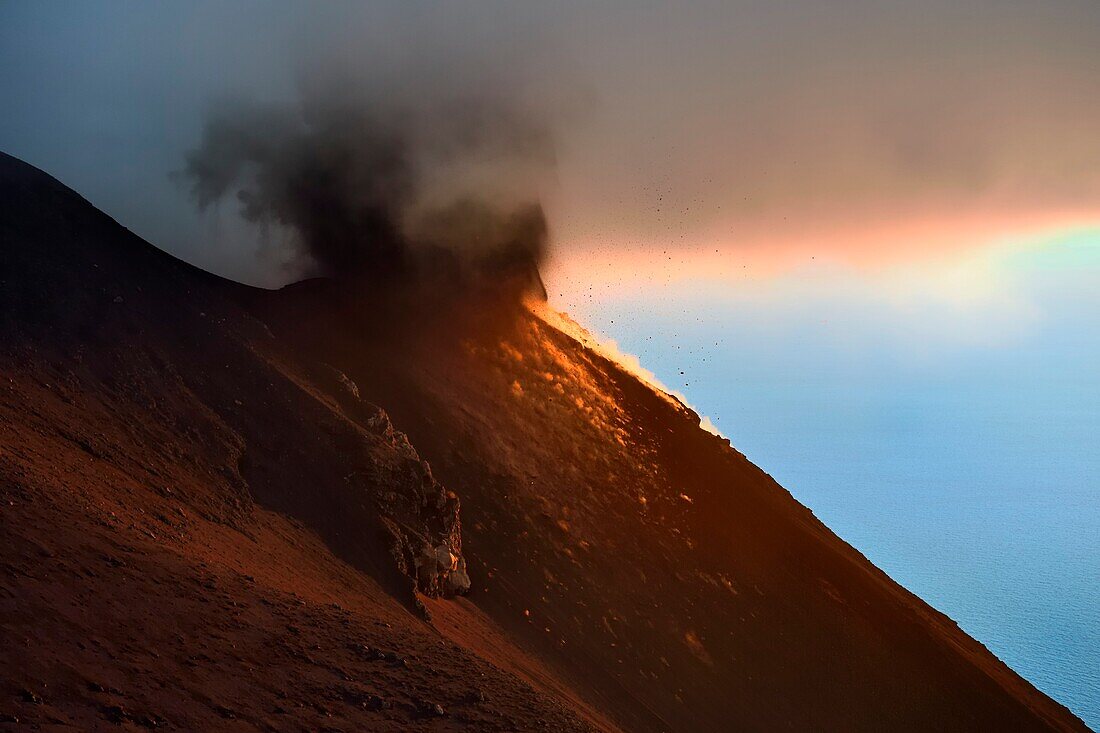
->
561;243;1100;727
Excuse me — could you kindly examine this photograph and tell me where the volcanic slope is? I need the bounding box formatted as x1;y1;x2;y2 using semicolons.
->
0;152;1088;732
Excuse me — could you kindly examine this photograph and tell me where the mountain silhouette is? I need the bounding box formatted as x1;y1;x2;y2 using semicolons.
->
0;151;1086;731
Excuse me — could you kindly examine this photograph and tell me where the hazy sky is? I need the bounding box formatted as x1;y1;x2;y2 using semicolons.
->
2;1;1100;285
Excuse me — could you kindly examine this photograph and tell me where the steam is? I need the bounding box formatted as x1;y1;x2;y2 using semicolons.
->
181;88;555;299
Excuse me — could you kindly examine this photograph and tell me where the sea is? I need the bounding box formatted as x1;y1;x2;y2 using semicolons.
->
562;258;1100;728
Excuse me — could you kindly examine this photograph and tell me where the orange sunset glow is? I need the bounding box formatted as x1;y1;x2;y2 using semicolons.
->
2;2;1098;730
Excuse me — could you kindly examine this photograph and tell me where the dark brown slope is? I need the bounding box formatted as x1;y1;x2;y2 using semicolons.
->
252;284;1089;733
0;151;609;732
0;151;1088;732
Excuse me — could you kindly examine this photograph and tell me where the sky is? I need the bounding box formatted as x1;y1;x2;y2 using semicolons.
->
2;1;1099;724
3;1;1100;284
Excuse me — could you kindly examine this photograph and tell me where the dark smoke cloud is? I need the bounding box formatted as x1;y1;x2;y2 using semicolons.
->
181;89;554;298
5;1;1100;287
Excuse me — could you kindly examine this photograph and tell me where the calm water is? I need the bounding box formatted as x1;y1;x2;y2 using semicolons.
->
720;382;1100;728
565;260;1100;728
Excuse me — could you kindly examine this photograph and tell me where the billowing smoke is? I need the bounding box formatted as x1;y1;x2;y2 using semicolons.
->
8;2;1100;288
181;87;555;299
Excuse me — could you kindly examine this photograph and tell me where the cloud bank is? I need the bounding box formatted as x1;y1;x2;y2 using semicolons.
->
2;1;1099;284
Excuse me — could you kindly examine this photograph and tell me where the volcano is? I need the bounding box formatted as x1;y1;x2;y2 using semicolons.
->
0;151;1087;731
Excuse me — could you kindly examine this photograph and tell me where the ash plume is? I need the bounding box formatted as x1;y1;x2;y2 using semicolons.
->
181;90;554;299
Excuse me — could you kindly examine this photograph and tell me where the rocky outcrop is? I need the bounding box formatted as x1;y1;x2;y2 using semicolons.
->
364;408;470;598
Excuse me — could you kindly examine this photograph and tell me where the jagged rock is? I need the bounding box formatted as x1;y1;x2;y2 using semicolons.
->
319;364;361;400
366;409;420;463
337;373;360;399
446;563;472;595
102;704;127;723
416;541;471;595
364;408;470;598
19;689;42;705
